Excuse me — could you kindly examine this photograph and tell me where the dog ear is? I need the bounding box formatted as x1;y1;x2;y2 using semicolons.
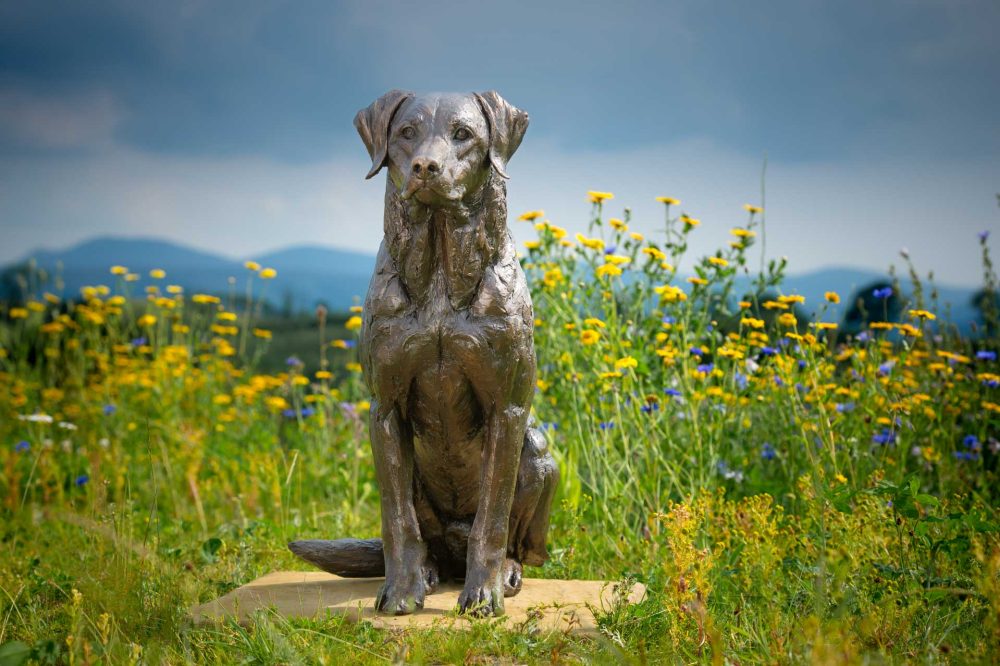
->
355;89;413;180
474;91;529;179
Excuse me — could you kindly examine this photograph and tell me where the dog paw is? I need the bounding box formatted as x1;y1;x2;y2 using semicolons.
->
376;569;429;615
458;573;505;617
503;558;523;598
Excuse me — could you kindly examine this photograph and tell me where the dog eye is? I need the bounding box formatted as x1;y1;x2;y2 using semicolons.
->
400;126;416;140
453;127;472;141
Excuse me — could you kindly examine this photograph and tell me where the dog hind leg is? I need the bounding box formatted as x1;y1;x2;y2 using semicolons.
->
507;424;560;570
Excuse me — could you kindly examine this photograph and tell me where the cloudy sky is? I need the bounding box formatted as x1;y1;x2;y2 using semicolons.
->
1;0;998;285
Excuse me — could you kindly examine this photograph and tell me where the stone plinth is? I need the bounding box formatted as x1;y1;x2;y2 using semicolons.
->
190;571;645;634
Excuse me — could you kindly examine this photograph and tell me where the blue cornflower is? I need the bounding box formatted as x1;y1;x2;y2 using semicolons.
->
103;404;116;416
286;356;303;367
857;331;872;343
75;474;90;487
300;407;316;418
963;435;981;450
773;375;784;387
979;230;990;242
872;429;896;445
689;346;704;356
131;337;147;347
696;363;714;374
15;440;30;452
761;442;776;460
540;422;559;431
598;421;615;430
640;403;659;413
604;245;617;255
342;340;357;348
976;350;997;361
734;372;748;390
835;402;855;413
873;287;893;299
877;362;894;376
664;388;682;397
761;347;779;356
797;359;807;370
953;451;979;461
662;315;676;325
282;409;297;419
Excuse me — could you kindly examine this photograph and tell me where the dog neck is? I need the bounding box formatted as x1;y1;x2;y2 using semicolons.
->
382;173;509;310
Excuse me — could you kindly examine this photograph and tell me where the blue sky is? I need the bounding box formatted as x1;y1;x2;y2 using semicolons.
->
1;0;998;285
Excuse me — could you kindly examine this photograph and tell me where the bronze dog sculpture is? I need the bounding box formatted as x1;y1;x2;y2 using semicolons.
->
289;90;559;617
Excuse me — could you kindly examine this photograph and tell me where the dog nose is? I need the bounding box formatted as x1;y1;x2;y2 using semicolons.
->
411;157;440;179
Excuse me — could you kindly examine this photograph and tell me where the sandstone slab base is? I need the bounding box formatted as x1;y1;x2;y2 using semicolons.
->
190;571;645;634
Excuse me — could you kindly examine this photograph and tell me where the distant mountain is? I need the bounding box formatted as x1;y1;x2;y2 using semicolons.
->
0;236;984;326
4;236;376;313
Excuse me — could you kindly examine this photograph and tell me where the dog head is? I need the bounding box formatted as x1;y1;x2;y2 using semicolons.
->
355;90;528;208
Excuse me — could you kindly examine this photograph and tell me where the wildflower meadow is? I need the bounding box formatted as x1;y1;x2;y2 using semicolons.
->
1;193;998;664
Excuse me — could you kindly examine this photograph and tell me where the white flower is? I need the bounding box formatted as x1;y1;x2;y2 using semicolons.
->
58;421;78;431
18;413;54;424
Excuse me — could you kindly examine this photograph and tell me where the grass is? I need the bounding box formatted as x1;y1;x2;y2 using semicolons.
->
0;193;998;664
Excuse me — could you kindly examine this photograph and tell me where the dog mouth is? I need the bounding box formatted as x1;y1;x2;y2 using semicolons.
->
401;178;460;204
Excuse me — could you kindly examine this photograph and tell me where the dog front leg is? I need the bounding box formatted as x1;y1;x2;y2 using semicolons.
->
459;404;527;616
370;399;429;615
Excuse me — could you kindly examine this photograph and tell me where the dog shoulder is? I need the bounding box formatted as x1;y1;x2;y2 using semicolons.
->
365;243;411;317
470;246;532;325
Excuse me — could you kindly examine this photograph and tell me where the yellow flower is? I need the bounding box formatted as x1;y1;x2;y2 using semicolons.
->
738;300;751;309
149;269;166;279
763;300;788;310
357;400;371;412
44;292;60;304
743;204;763;214
584;317;606;328
824;291;840;304
315;370;333;380
730;228;757;238
349;305;363;313
778;294;805;304
518;210;544;221
614;356;638;370
833;473;848;485
166;285;183;294
587;191;614;203
740;317;765;329
265;396;289;411
259;268;277;279
192;293;220;304
708;257;728;267
252;328;272;339
609;218;627;231
217;311;238;321
687;276;708;286
212;394;233;405
125;273;140;282
331;339;350;349
580;329;601;345
574;233;605;251
598;371;623;379
345;315;363;331
9;307;28;319
604;254;631;266
655;197;680;205
778;313;797;327
595;264;622;279
524;240;541;250
629;232;644;241
543;267;564;288
137;314;157;327
642;247;666;261
654;284;687;303
345;362;363;373
680;214;700;228
110;265;128;275
908;309;936;320
814;322;838;331
245;261;261;271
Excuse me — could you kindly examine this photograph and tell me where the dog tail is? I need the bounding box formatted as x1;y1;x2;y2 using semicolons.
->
287;538;385;577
